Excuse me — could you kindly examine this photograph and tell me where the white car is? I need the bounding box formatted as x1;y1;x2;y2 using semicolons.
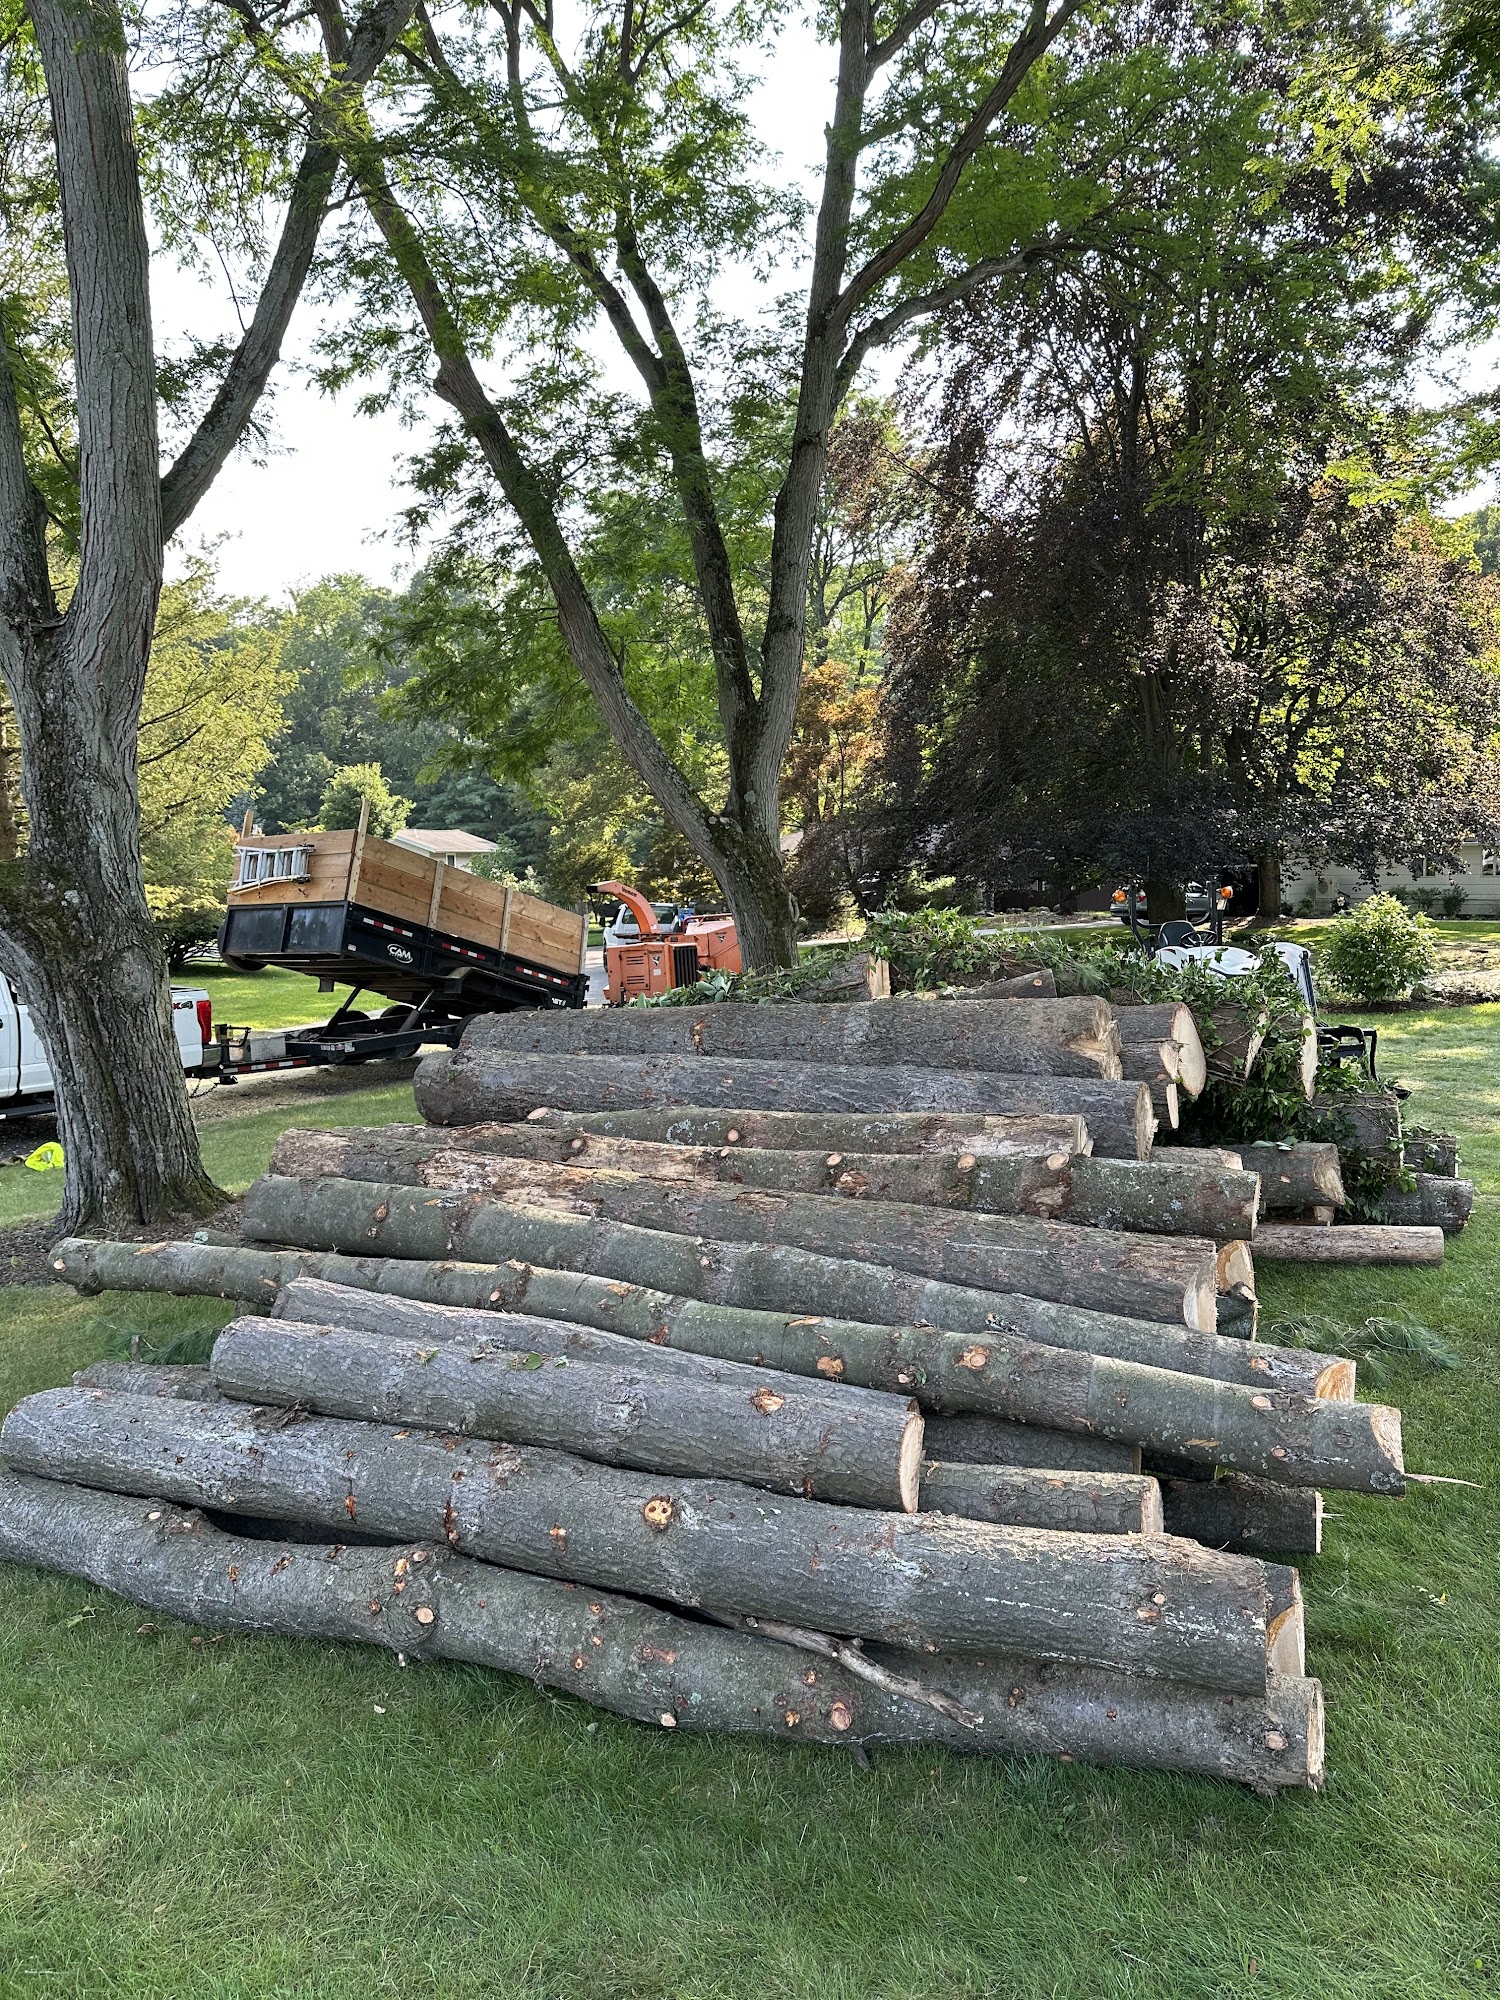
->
0;975;210;1119
602;900;679;949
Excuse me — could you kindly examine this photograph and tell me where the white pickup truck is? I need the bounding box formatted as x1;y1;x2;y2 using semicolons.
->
0;975;211;1120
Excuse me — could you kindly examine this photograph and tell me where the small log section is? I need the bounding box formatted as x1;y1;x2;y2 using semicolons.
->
922;1414;1141;1474
2;1387;1287;1690
414;1051;1158;1161
526;1106;1092;1157
270;1124;1259;1244
1365;1175;1475;1234
462;996;1125;1081
1156;1472;1323;1556
1253;1224;1444;1266
1308;1092;1403;1159
0;1471;1323;1788
957;970;1057;999
210;1317;925;1511
1206;1006;1268;1082
1403;1133;1459;1177
1237;1143;1346;1218
1113;1005;1208;1097
919;1462;1164;1536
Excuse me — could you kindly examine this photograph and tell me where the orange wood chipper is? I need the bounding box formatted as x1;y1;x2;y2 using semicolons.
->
592;880;742;1005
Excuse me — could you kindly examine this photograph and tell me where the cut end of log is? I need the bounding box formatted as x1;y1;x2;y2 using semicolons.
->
1313;1359;1357;1401
1265;1564;1305;1681
897;1411;925;1514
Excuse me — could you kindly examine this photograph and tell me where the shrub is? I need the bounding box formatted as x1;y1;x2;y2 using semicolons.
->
1322;893;1437;1003
318;762;411;838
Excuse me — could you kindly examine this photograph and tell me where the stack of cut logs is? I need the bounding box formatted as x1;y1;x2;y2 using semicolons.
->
4;992;1445;1792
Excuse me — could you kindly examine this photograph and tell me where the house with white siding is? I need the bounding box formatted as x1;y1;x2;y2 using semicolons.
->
1283;843;1500;916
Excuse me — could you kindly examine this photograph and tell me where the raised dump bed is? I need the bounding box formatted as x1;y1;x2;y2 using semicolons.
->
219;828;587;1037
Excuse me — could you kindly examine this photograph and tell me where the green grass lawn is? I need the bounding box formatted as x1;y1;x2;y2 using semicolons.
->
0;1016;1495;1996
177;959;339;1033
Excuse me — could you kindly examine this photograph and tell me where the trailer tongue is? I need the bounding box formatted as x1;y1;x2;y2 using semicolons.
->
214;820;587;1079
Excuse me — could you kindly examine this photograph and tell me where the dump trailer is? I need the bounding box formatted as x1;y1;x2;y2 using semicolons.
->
215;824;587;1076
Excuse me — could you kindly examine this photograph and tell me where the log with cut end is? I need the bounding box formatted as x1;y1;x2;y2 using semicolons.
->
1120;1040;1182;1087
1;1388;1286;1688
1113;1005;1208;1097
1403;1133;1458;1177
328;1149;1224;1331
1144;1080;1177;1133
792;950;890;1003
1206;1006;1268;1081
1156;1471;1323;1555
920;1461;1163;1535
923;1414;1141;1473
1254;1223;1444;1266
525;1106;1092;1157
74;1360;220;1399
462;995;1124;1080
54;1232;1356;1409
273;1125;1259;1244
210;1317;924;1511
1238;1142;1346;1217
415;1051;1157;1159
1308;1091;1403;1160
1365;1174;1475;1234
956;969;1057;1000
0;1471;1323;1787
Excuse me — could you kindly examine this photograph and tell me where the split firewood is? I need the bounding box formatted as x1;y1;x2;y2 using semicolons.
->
1112;1005;1208;1097
1253;1224;1444;1266
1364;1174;1475;1234
210;1317;924;1510
0;1471;1323;1788
1;1388;1290;1689
919;1462;1163;1535
271;1123;1261;1245
523;1107;1091;1157
284;1148;1225;1332
1155;1470;1323;1556
414;1051;1158;1160
54;1235;1356;1409
1237;1142;1346;1217
461;995;1124;1080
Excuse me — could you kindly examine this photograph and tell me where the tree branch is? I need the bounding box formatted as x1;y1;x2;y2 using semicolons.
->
868;0;946;68
160;0;415;539
830;0;1082;335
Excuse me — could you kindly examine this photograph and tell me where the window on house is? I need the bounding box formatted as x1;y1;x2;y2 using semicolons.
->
1483;850;1500;878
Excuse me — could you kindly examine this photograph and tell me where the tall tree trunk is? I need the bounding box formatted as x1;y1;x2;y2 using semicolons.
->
1252;846;1282;926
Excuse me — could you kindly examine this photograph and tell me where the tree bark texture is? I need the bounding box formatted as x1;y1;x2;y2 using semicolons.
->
1112;1006;1207;1097
957;970;1058;999
462;996;1124;1080
1120;1040;1183;1087
920;1462;1163;1536
1237;1143;1346;1217
789;951;891;1002
523;1106;1091;1156
1253;1224;1443;1266
54;1230;1356;1407
0;1469;1323;1786
1308;1093;1403;1160
1364;1175;1474;1233
1403;1134;1459;1177
922;1414;1141;1474
415;1051;1157;1159
210;1317;923;1511
1205;1007;1268;1081
401;1151;1224;1329
238;1180;1402;1491
2;1388;1287;1688
272;1124;1257;1242
1155;1472;1323;1556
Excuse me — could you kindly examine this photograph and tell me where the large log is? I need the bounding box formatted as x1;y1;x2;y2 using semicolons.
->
415;1051;1157;1160
793;950;890;1003
337;1149;1226;1331
238;1185;1402;1491
212;1318;924;1510
524;1106;1092;1157
920;1462;1162;1535
1403;1133;1458;1177
957;969;1057;1000
1206;1006;1268;1081
272;1125;1259;1244
2;1388;1288;1689
0;1470;1323;1787
1156;1472;1323;1556
1238;1142;1346;1217
922;1414;1141;1473
1308;1091;1403;1159
463;995;1124;1080
1113;1005;1208;1097
55;1233;1356;1409
1365;1174;1475;1234
1253;1223;1444;1266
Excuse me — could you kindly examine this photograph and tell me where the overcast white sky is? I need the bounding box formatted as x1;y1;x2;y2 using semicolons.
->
156;17;840;603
